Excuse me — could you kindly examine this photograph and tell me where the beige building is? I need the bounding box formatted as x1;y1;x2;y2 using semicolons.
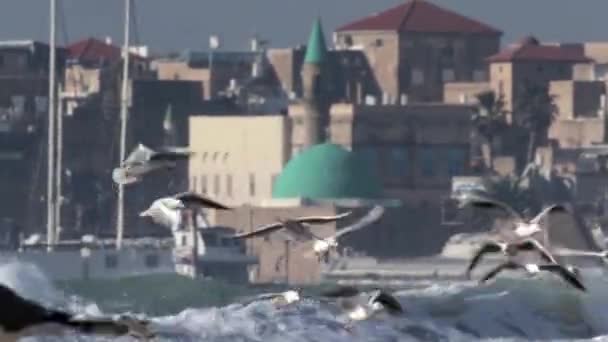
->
333;0;502;102
188;115;291;206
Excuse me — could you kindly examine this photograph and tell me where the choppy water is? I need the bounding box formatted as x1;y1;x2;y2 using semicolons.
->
4;261;608;341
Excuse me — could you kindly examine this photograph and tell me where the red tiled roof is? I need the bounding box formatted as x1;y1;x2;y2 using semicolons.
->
486;36;593;63
336;0;501;35
67;37;145;64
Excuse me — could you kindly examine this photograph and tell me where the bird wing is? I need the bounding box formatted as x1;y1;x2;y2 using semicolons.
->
150;148;193;162
463;196;523;221
334;206;385;239
296;211;353;224
228;222;284;239
538;264;586;292
479;261;520;284
372;291;404;314
173;192;231;210
123;144;153;165
529;204;567;224
515;238;557;264
465;242;503;278
320;285;361;298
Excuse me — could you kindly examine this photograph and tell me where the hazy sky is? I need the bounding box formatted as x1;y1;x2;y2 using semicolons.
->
1;0;606;54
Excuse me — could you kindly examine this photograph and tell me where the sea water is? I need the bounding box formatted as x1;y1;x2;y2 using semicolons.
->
3;261;608;341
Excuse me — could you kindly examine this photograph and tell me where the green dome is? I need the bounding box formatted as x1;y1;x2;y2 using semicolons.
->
272;143;382;199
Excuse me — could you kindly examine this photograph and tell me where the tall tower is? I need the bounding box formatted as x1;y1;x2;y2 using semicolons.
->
300;17;331;148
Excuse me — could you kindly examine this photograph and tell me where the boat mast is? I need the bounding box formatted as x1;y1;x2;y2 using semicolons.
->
46;0;57;252
116;0;131;250
54;87;63;243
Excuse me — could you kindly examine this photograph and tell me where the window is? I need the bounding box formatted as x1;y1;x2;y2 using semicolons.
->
213;174;220;195
419;147;435;177
388;147;409;178
191;176;197;192
343;35;353;47
374;39;383;47
181;235;187;247
34;96;48;113
226;174;233;197
498;80;505;96
145;254;159;268
202;152;208;162
446;148;466;176
200;174;207;194
473;70;486;82
442;69;455;82
359;146;379;175
249;173;256;197
271;174;279;192
411;69;424;85
105;254;118;269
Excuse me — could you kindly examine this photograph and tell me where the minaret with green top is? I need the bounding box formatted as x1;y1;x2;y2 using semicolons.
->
301;17;331;148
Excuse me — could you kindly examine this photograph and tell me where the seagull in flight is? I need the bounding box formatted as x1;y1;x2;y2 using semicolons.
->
459;195;568;239
229;212;352;242
478;260;586;292
465;238;557;279
112;143;193;185
318;285;404;330
307;206;385;262
139;191;231;230
0;284;154;341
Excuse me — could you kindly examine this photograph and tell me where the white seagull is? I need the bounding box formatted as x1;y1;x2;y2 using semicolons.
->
239;289;303;309
318;286;404;329
478;260;586;292
0;284;154;342
460;195;568;239
139;191;231;230
112;143;193;185
465;238;557;279
309;205;385;262
229;212;352;242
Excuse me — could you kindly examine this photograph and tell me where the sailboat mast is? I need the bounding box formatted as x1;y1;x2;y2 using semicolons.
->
116;0;131;250
46;0;57;252
54;87;63;244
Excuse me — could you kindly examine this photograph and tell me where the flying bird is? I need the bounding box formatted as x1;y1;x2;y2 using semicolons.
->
112;143;193;185
229;212;352;242
318;285;404;329
460;195;568;239
465;238;557;279
478;260;586;292
308;206;385;262
139;191;231;230
0;284;154;341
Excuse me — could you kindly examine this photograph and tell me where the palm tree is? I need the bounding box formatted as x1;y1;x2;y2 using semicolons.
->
513;81;558;164
472;90;508;171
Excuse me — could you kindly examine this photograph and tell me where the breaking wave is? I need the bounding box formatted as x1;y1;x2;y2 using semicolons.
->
3;261;608;341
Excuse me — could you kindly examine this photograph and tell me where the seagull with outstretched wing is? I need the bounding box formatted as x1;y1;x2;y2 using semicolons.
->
478;260;586;292
140;191;231;231
229;212;352;242
112;143;193;185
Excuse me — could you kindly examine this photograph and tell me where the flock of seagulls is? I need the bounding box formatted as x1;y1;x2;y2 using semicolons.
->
1;143;391;339
6;141;608;338
459;194;608;293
